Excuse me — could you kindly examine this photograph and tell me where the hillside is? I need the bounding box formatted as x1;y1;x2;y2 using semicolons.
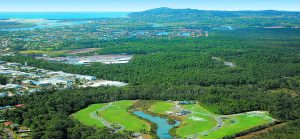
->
128;7;300;26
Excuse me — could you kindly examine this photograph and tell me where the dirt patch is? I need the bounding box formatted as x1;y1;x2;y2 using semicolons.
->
67;48;101;54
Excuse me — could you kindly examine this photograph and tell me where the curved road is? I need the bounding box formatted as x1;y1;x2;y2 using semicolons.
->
186;115;224;139
186;111;275;138
89;103;125;132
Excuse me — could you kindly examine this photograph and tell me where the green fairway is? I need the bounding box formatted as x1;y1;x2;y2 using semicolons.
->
149;101;175;114
148;101;275;139
73;100;151;132
179;105;274;139
74;101;275;138
73;104;107;128
99;100;151;132
176;104;217;137
201;111;274;139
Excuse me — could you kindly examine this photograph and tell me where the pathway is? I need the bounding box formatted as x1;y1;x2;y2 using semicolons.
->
89;103;112;128
89;103;125;132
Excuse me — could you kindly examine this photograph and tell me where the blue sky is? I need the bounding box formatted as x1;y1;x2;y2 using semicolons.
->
1;0;299;12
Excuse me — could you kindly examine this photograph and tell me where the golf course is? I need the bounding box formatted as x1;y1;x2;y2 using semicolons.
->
73;100;276;139
73;100;150;132
148;101;275;139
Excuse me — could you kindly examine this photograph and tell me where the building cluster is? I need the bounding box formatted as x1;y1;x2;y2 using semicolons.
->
0;61;127;98
37;54;133;66
2;20;210;52
0;104;30;138
165;101;195;116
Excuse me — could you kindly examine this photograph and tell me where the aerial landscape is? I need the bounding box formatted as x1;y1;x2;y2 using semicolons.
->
0;0;300;139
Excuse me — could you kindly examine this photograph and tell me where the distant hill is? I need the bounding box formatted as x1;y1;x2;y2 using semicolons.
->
128;7;300;23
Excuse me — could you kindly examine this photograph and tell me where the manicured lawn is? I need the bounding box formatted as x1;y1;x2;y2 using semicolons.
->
100;100;151;132
149;101;175;114
201;111;274;139
74;101;275;139
176;104;217;137
149;102;275;139
73;104;107;128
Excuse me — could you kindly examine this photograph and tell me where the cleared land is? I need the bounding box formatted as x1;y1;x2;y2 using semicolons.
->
19;50;70;55
73;104;107;128
74;101;275;138
202;111;274;139
100;100;150;132
149;101;175;114
148;101;275;139
73;100;150;132
177;104;218;138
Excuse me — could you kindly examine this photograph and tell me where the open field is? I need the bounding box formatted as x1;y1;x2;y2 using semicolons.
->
202;111;275;139
67;48;101;54
100;100;150;132
73;104;107;128
19;50;70;56
73;100;150;132
73;100;275;138
148;101;275;139
176;104;218;138
149;101;175;115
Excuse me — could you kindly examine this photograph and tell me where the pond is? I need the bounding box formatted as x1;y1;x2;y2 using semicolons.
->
133;111;180;139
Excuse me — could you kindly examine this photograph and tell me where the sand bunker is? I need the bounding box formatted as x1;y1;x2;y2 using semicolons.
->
189;116;206;121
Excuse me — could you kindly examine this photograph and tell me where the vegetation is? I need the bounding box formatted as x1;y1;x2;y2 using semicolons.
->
128;7;300;27
98;100;150;132
0;75;8;85
73;104;107;128
148;101;275;138
0;9;300;138
253;119;300;139
149;101;175;115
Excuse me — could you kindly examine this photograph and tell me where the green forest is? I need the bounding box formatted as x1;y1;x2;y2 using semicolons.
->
1;28;300;138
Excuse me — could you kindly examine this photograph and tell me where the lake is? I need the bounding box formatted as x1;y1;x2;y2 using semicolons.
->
133;111;180;139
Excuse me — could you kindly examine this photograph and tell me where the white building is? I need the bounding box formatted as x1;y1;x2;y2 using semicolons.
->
75;75;96;81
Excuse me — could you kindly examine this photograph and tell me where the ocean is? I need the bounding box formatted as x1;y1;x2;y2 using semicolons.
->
0;12;129;19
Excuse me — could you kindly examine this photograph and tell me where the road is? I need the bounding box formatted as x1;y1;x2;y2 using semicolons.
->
90;103;113;128
89;103;125;132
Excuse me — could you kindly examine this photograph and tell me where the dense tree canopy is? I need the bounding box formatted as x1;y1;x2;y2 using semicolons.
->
1;28;299;138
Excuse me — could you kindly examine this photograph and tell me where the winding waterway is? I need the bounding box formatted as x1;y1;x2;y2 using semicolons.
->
133;111;180;139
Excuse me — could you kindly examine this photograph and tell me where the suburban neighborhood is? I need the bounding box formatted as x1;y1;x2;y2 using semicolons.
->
0;61;128;98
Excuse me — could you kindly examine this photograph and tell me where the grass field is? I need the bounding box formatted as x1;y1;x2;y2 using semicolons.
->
148;101;275;139
73;100;150;132
100;100;150;132
202;111;274;139
149;101;175;114
19;50;70;56
74;101;275;138
73;104;107;128
176;104;218;137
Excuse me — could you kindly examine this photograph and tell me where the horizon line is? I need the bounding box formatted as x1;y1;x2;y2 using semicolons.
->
0;7;300;13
